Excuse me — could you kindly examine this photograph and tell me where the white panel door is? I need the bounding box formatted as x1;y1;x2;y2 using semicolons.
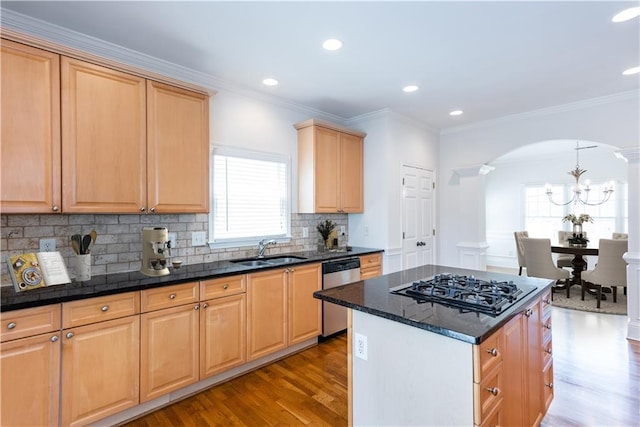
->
402;165;435;269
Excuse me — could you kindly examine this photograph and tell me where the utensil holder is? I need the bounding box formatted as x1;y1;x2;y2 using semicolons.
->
73;254;91;281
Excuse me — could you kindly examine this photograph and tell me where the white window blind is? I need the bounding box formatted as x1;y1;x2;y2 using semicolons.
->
210;148;290;245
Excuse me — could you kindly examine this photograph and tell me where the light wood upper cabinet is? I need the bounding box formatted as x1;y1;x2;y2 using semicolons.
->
288;263;322;345
62;57;147;213
296;119;365;213
147;81;209;213
1;40;61;213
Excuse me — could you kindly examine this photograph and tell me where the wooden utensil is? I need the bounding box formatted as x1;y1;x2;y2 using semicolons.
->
71;234;82;254
89;230;97;252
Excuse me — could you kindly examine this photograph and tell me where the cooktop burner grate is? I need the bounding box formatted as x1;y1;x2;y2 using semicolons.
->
390;273;534;315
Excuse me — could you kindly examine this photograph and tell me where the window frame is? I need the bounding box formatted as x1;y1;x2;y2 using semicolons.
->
208;145;292;249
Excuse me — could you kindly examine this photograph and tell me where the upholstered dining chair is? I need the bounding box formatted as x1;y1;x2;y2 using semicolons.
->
612;232;628;240
581;239;628;308
522;237;571;298
557;231;588;270
513;231;528;275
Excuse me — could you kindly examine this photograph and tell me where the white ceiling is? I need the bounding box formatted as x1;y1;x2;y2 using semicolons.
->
2;1;639;130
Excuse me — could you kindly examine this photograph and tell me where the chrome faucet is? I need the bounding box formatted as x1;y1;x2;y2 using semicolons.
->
257;239;277;258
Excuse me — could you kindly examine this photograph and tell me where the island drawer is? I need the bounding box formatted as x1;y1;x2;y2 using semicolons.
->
473;362;503;425
62;292;139;328
1;304;61;342
200;274;246;300
541;290;552;318
359;252;381;269
141;281;199;312
473;327;503;383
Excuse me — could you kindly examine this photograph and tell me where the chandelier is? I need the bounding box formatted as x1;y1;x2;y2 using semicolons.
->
546;141;614;206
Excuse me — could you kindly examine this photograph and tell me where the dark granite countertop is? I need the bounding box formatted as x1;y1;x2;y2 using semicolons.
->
1;247;383;312
313;264;552;345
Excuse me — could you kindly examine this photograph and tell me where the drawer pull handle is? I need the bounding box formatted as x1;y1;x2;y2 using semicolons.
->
51;335;59;342
169;294;176;300
545;324;552;330
101;305;109;312
543;298;551;305
6;322;16;330
545;348;552;355
223;284;229;290
486;348;498;357
194;304;199;311
202;303;208;309
545;382;554;389
486;387;500;396
66;332;74;339
525;308;533;317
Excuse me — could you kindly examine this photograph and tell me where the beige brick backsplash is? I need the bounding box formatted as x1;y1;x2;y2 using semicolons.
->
1;212;348;286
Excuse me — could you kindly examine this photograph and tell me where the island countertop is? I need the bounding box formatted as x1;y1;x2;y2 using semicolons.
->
313;264;553;344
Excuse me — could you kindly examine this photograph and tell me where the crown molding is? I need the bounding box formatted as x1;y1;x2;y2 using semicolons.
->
441;90;640;136
0;8;342;122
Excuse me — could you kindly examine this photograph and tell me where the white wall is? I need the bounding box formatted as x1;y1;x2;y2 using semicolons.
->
348;111;439;273
438;92;640;268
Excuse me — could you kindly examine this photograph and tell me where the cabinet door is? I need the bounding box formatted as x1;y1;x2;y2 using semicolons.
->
140;303;199;402
501;313;525;426
288;263;321;344
61;315;139;427
247;269;287;360
524;299;544;427
62;57;146;213
1;332;60;426
340;133;364;213
200;293;246;378
314;126;341;212
1;40;61;213
147;81;209;213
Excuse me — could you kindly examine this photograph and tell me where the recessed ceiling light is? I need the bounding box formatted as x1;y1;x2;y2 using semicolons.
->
612;7;640;22
622;66;640;75
262;78;278;86
449;110;463;116
403;85;419;93
322;39;343;51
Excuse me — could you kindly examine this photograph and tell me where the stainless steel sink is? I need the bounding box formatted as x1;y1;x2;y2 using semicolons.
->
230;255;307;267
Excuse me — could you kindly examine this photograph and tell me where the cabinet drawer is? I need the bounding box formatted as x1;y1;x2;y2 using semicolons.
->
542;315;552;342
141;282;199;312
1;304;61;342
63;292;139;328
541;290;552;317
360;253;381;269
543;338;553;367
474;362;503;425
473;328;503;383
477;397;503;427
543;361;554;411
200;275;246;300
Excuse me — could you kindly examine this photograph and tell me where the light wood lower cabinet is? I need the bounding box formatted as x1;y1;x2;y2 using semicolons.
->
288;263;322;344
247;268;288;360
360;253;382;279
140;302;200;402
200;293;246;378
61;315;139;426
1;304;61;426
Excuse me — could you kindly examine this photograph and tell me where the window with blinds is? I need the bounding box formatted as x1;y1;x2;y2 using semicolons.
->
210;147;290;246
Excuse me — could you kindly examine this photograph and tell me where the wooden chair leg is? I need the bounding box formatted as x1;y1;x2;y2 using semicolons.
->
612;286;617;303
581;280;586;301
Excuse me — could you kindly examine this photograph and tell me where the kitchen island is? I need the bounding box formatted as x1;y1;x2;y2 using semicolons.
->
314;264;554;426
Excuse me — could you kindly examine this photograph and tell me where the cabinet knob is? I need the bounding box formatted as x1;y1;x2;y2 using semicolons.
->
525;308;533;317
50;335;59;342
223;284;229;290
52;205;60;212
544;324;552;330
66;332;74;339
6;322;16;330
545;348;552;355
543;298;551;305
545;382;554;389
486;348;498;357
101;305;109;312
140;207;146;212
486;387;500;396
149;207;156;213
194;304;199;311
169;294;176;300
202;303;208;309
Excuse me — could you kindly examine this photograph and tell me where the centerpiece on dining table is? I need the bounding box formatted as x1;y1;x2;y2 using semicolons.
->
562;213;593;247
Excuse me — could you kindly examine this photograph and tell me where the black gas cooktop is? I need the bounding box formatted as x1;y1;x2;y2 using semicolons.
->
390;273;536;316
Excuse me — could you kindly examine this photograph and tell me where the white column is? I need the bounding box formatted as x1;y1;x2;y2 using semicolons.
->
618;147;640;342
452;164;494;270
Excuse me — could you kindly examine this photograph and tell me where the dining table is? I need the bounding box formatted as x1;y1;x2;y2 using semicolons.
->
551;243;599;295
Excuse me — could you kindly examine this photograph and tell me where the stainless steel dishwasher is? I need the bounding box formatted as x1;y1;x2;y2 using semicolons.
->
321;257;361;337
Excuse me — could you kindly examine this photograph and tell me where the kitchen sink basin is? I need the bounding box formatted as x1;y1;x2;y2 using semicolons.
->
230;255;307;267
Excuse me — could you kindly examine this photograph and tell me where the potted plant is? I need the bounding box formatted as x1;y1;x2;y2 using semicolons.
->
316;220;336;251
562;213;593;247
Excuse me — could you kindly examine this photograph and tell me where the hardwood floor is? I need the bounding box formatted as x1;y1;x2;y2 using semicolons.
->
124;308;639;427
